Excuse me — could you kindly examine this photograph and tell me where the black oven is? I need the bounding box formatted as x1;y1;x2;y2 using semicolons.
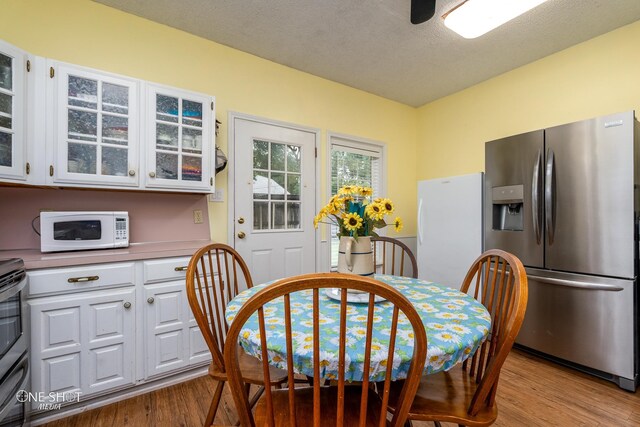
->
0;259;28;427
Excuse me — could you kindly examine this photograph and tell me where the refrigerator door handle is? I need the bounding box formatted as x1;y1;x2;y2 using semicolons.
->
545;148;556;245
417;198;424;245
532;149;542;244
527;274;624;291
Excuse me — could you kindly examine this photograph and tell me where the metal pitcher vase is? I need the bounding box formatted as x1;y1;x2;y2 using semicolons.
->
337;236;374;278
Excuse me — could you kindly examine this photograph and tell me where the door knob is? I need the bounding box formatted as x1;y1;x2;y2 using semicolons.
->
238;217;245;224
237;231;246;239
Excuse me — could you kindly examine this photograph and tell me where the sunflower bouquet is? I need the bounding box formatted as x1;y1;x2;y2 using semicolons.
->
314;185;403;237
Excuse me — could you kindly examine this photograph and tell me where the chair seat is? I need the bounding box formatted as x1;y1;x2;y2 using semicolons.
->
255;385;385;427
208;348;288;386
387;365;498;427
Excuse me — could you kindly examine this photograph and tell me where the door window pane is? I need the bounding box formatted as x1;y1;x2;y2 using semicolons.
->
68;76;97;109
182;100;202;127
156;123;178;151
157;94;179;123
182;156;202;181
102;146;127;176
253;201;269;230
253;171;269;200
0;132;11;167
287;174;301;201
0;115;10;130
270;172;285;200
0;54;12;91
0;92;12;116
156;152;178;179
287;203;301;229
287;145;301;172
253;140;269;170
102;114;128;144
272;202;285;229
68;143;97;174
182;127;202;153
271;143;285;171
68;109;97;142
0;91;11;130
102;83;128;114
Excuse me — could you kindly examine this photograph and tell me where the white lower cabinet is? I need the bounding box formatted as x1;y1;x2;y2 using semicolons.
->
143;281;210;378
27;257;211;412
29;287;136;408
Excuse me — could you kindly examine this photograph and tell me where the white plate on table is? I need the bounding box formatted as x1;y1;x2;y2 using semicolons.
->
324;288;386;304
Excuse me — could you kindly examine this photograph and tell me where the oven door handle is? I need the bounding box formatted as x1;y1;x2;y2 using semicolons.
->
0;355;29;423
0;275;26;302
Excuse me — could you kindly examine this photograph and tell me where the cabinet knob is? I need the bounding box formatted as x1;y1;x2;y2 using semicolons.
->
149;171;156;178
123;302;132;309
128;169;136;176
147;297;155;304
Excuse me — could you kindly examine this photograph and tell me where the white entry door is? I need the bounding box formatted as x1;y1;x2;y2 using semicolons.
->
232;116;317;285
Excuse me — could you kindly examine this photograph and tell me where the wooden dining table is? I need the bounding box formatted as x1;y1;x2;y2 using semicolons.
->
225;274;491;382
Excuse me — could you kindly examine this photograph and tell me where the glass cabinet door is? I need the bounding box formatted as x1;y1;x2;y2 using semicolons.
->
146;84;214;191
0;41;26;181
50;62;139;186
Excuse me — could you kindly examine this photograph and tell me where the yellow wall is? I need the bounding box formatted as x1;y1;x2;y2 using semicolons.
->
5;0;639;241
1;0;418;241
417;20;640;180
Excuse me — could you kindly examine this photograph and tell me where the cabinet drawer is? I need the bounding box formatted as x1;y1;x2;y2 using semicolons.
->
28;262;135;297
143;257;200;284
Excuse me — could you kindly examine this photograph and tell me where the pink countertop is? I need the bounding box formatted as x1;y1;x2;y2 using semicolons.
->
0;240;214;270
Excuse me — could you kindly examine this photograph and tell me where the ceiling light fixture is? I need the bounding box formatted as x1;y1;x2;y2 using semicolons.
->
443;0;549;39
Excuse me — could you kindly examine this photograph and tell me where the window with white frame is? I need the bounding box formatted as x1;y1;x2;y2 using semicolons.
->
328;134;385;269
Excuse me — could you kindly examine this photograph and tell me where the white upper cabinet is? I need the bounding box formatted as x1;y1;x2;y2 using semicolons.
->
0;40;28;181
0;40;217;193
47;61;140;187
145;84;214;192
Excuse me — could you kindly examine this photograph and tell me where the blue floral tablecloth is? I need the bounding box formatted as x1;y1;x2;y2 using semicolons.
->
225;275;491;382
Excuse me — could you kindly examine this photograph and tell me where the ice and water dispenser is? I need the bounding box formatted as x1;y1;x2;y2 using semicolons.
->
491;185;524;231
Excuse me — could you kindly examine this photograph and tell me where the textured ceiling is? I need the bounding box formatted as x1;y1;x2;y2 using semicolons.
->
93;0;640;107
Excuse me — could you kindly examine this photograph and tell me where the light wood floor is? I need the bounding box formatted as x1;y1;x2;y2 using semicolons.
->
42;349;640;427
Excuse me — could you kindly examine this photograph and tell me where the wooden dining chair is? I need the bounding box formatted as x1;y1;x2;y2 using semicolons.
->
186;243;288;427
224;272;428;427
385;249;528;426
371;236;418;278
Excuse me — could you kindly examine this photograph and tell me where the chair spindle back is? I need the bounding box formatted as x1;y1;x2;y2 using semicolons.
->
186;243;254;372
371;236;418;278
460;249;528;416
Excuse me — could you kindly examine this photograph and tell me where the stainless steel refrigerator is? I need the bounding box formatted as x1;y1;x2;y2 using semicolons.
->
484;110;639;391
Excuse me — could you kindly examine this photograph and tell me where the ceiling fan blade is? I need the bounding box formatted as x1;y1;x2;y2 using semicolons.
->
411;0;436;24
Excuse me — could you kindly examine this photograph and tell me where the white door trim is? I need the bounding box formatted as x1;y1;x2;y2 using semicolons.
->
227;112;321;271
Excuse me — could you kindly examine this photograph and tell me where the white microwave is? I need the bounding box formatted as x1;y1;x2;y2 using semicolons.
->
40;211;129;253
